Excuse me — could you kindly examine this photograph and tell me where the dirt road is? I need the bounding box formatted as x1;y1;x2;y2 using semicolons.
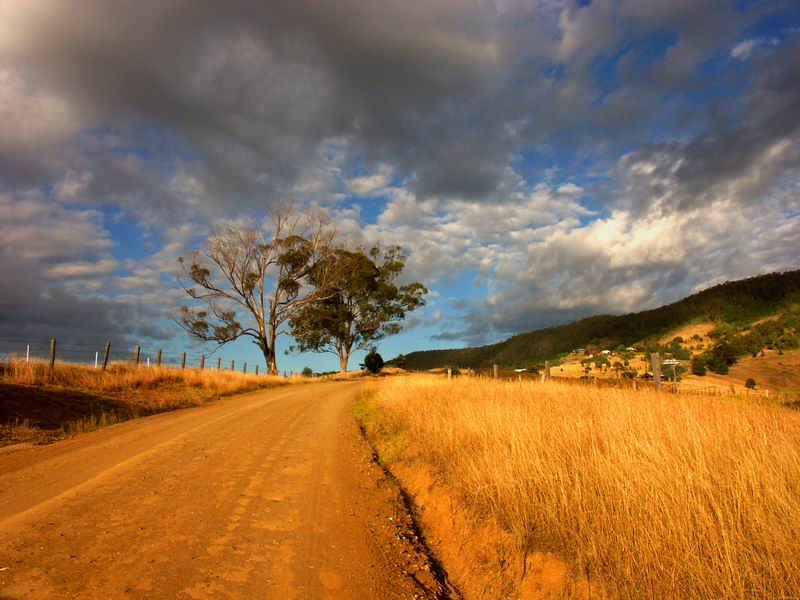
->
0;382;439;599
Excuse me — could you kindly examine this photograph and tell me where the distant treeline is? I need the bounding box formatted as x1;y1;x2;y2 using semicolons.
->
396;270;800;371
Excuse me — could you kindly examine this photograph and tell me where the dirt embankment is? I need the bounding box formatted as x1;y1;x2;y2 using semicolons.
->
388;459;597;600
357;395;598;599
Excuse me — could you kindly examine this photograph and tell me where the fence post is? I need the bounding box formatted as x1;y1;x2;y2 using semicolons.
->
243;362;247;374
217;356;221;370
652;352;661;392
49;338;56;372
95;351;98;369
102;342;111;371
26;344;30;364
156;348;162;367
493;364;498;379
134;345;141;366
200;355;205;370
231;359;235;371
255;365;259;376
181;352;186;369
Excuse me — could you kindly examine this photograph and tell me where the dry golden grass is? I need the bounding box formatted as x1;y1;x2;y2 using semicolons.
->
0;358;294;444
317;368;368;380
363;375;800;599
2;357;290;398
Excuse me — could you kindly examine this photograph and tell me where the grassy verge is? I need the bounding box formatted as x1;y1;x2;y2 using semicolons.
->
360;375;800;599
0;358;295;446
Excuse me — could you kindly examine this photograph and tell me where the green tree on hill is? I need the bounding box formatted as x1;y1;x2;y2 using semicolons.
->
290;246;426;372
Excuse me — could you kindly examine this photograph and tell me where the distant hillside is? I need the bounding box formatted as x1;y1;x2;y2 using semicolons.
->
398;270;800;371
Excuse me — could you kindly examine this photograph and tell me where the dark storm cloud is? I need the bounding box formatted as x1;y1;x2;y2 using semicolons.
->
0;191;172;351
613;39;800;214
0;249;171;354
3;0;757;210
1;0;513;207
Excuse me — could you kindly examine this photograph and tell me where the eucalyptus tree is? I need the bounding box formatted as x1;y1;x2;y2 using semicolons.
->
177;204;338;375
290;246;427;372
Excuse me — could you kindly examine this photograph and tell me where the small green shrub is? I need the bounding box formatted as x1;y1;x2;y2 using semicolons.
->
691;360;707;376
363;350;385;374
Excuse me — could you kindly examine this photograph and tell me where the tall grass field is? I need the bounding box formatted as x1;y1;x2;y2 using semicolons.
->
363;375;800;599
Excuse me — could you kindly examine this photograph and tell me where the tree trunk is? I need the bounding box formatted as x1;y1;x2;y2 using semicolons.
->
338;342;353;373
267;330;278;375
268;353;278;375
256;334;275;376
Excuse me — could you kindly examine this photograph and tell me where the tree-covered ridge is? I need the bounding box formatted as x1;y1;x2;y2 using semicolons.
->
398;270;800;370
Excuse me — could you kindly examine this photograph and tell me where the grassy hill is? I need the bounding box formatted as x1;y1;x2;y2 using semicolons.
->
397;270;800;370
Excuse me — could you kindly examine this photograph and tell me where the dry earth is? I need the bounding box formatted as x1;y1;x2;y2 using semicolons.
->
0;382;441;599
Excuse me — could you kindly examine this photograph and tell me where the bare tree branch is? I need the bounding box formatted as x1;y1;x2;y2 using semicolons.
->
177;203;338;374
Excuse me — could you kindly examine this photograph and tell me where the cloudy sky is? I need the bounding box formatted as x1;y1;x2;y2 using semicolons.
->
1;0;799;372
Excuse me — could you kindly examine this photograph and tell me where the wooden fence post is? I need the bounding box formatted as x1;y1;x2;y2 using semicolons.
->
243;362;247;374
231;359;235;371
49;338;56;372
493;364;498;379
652;352;661;392
102;342;111;371
200;355;205;370
134;345;141;366
181;352;186;369
217;357;222;370
541;360;551;382
255;365;259;376
156;348;162;367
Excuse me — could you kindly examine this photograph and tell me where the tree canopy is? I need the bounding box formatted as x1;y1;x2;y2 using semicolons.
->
289;246;427;372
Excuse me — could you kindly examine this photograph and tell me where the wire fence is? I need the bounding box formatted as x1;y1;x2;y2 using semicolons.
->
0;337;291;377
460;364;797;402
